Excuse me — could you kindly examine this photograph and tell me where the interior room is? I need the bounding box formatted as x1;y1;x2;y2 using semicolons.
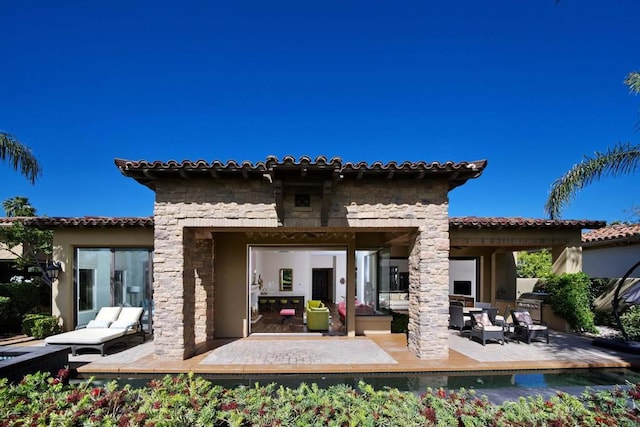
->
248;246;401;335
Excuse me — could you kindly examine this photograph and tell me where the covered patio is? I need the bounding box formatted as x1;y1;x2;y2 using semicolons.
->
51;330;640;378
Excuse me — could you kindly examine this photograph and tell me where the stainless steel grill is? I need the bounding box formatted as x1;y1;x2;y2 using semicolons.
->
515;292;548;323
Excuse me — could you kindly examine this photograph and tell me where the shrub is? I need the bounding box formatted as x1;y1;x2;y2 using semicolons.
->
544;272;597;333
0;295;11;322
593;308;616;327
621;305;640;341
0;282;40;331
1;373;640;426
22;313;61;339
517;249;552;278
589;278;611;306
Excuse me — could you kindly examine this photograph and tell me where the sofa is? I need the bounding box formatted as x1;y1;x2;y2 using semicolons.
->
305;300;330;331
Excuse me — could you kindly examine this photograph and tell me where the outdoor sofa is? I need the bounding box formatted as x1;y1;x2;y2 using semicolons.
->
45;306;145;356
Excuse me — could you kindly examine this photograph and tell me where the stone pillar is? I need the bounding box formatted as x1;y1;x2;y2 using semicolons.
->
186;232;214;349
152;213;187;360
407;224;450;359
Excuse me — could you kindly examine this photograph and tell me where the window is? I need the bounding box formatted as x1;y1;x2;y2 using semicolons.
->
78;268;95;311
76;248;152;329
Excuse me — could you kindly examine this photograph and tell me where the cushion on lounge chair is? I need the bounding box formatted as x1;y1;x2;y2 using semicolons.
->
45;328;126;345
86;320;112;328
115;307;143;324
94;306;122;323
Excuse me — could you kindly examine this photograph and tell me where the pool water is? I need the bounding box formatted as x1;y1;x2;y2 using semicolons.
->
0;352;24;361
84;368;640;401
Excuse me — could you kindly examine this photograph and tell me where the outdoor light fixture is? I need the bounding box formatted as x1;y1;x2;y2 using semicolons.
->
43;260;63;283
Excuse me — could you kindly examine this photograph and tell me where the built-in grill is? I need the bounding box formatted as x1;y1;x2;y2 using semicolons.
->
515;292;549;323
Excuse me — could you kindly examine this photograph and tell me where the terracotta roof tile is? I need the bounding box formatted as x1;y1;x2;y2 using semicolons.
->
3;215;604;231
582;223;640;245
450;216;605;230
8;216;154;228
115;155;488;191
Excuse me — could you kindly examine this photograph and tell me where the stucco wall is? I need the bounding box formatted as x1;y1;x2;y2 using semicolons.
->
583;245;640;278
52;228;153;330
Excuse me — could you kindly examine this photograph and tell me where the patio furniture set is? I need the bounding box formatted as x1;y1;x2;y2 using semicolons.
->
449;300;549;346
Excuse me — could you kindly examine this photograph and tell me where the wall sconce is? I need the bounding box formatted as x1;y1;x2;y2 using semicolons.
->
43;260;63;284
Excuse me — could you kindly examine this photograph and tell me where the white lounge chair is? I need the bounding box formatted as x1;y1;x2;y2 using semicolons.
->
45;306;145;356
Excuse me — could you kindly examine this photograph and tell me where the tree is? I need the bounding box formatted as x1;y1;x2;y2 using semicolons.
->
545;71;640;219
0;196;53;285
516;249;552;278
0;132;42;184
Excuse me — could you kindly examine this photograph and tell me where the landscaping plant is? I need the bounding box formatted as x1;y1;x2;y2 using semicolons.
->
21;313;62;339
1;372;640;426
620;305;640;341
544;272;598;334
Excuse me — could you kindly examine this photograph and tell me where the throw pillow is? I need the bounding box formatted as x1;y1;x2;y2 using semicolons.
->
86;320;111;329
514;311;533;325
473;312;493;327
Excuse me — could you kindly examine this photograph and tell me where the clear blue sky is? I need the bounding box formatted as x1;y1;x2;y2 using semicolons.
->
1;1;639;223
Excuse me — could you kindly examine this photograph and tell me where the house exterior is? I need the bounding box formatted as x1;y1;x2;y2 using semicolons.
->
12;155;604;361
582;223;640;278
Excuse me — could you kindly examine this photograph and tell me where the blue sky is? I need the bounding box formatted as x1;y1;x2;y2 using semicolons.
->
1;1;639;223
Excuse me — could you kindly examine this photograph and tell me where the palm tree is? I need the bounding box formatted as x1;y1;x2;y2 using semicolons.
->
0;132;42;184
544;71;640;219
545;71;640;344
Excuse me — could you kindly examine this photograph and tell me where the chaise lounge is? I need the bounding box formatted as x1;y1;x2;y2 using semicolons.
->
45;306;145;356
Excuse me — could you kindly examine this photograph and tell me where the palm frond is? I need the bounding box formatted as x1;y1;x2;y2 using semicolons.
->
545;143;640;219
625;71;640;95
0;132;42;184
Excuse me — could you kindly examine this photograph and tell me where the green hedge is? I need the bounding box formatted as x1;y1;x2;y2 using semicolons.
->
21;313;62;339
1;373;640;426
543;272;597;333
0;282;41;331
621;305;640;341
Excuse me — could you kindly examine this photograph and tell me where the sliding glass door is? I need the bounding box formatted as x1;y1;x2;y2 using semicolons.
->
76;248;152;330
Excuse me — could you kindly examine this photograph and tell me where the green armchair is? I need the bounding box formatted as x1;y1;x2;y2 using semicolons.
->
305;300;330;331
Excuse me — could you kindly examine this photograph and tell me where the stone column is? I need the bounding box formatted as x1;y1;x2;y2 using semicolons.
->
152;213;187;360
183;230;215;354
407;223;450;359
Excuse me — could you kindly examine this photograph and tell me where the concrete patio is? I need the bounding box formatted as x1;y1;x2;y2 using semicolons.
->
23;329;640;378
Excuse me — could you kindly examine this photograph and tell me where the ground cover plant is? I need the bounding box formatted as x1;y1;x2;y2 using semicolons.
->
1;372;640;426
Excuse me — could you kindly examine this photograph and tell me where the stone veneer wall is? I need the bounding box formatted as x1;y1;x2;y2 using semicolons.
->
153;178;450;360
184;232;214;352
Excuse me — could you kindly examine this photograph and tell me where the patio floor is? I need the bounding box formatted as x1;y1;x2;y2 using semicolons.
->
25;329;640;378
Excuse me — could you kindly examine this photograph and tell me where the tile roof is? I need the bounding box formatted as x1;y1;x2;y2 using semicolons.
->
115;155;488;191
582;223;640;246
3;217;155;228
4;215;604;231
450;216;605;230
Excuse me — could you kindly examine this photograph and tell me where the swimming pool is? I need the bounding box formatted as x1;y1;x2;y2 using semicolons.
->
81;367;640;403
